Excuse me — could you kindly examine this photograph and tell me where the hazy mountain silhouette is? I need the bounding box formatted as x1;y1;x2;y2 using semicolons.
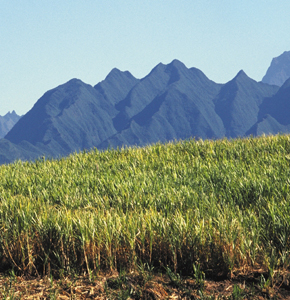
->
214;70;278;137
247;77;290;136
262;51;290;86
94;68;139;106
5;79;119;156
99;60;224;149
0;111;21;139
1;57;290;164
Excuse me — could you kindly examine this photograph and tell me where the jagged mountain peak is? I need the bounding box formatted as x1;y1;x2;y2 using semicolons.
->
144;62;166;77
104;67;136;81
262;51;290;86
214;67;279;138
5;77;117;147
233;70;251;81
0;111;21;139
216;70;249;95
64;78;87;87
258;76;290;127
145;59;210;87
107;67;123;75
10;110;18;115
31;78;94;115
3;110;19;117
142;59;189;82
167;59;187;69
94;68;139;106
166;59;191;79
222;69;261;91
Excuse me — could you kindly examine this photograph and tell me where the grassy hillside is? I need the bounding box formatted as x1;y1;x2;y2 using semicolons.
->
0;135;290;287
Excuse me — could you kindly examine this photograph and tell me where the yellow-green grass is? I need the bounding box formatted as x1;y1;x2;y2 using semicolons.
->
0;135;290;280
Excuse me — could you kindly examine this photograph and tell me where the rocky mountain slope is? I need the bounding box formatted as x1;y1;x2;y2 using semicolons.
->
0;111;21;139
262;51;290;86
0;56;289;164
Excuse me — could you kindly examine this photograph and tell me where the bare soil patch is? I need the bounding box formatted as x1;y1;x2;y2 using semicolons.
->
1;271;290;299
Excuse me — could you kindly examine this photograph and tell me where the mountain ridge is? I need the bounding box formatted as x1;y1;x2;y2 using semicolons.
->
262;51;290;86
0;111;21;139
1;56;290;164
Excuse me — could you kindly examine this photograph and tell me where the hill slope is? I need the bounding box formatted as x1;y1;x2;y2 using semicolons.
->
0;135;290;297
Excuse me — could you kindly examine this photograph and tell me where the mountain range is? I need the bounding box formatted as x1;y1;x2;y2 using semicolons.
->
0;53;290;164
0;111;21;139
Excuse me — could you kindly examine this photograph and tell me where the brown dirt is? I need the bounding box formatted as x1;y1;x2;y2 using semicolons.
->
0;271;290;299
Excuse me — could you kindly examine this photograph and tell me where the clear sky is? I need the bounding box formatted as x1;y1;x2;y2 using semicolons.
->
1;1;290;115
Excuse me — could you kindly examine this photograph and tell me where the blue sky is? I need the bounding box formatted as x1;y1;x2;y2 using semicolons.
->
1;1;290;115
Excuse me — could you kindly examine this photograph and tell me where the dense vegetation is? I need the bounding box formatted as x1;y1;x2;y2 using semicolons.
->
0;134;289;288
